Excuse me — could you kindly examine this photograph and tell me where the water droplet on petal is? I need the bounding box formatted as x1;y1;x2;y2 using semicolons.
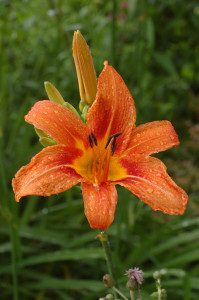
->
147;188;153;193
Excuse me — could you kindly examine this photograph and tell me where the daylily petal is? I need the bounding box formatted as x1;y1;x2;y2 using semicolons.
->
25;100;88;148
81;182;117;230
126;120;179;155
87;64;136;148
12;145;82;202
116;155;188;215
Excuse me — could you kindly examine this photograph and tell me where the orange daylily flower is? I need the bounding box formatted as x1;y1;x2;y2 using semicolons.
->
12;63;188;230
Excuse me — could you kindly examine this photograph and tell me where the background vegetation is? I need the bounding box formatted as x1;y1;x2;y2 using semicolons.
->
0;0;199;299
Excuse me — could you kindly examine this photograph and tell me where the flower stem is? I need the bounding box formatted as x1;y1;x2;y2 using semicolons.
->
98;231;118;298
129;290;135;300
113;287;129;300
10;224;19;300
157;278;162;300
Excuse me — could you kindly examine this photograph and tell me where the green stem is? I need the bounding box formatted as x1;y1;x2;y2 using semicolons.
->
129;290;135;300
10;224;19;300
98;232;118;298
157;278;162;300
113;287;129;300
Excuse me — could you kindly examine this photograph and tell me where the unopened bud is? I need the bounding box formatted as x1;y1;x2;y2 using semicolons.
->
72;30;97;108
103;274;115;288
44;81;65;105
153;271;161;280
105;294;114;300
44;81;80;118
161;289;167;299
35;128;56;147
62;102;80;118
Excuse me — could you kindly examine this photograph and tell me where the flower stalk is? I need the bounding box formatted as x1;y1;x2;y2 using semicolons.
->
113;287;129;300
152;271;167;300
98;232;118;298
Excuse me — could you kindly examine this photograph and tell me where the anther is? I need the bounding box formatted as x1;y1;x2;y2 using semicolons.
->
111;132;122;139
105;132;122;149
111;138;117;155
91;132;97;146
88;134;93;148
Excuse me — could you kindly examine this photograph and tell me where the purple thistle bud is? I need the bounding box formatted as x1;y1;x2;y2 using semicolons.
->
125;267;144;286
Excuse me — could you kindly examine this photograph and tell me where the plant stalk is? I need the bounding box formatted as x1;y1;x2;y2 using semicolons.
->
129;290;135;300
113;287;129;300
98;231;118;298
10;224;19;300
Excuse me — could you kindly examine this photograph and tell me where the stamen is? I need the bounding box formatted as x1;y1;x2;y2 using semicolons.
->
91;132;97;146
111;132;122;139
111;138;117;155
88;134;93;148
105;132;122;149
105;136;112;149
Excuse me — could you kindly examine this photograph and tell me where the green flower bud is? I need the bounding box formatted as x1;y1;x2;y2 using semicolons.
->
103;274;115;288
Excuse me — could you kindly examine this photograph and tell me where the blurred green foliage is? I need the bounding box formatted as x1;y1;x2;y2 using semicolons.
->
0;0;199;299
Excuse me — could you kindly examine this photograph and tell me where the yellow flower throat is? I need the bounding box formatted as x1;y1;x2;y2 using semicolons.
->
73;132;127;184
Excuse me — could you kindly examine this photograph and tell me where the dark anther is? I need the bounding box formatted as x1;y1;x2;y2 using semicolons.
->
105;132;122;149
88;134;93;148
111;138;117;155
91;132;97;146
111;132;122;139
